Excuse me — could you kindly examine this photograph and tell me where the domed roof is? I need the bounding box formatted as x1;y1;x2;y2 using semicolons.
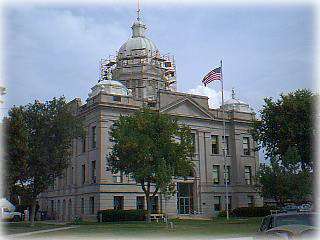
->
117;19;158;59
88;80;132;98
223;88;254;113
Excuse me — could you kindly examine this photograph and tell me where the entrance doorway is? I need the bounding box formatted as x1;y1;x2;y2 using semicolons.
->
177;182;193;214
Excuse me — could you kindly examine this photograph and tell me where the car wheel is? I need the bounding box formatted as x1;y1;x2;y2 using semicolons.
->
13;215;21;222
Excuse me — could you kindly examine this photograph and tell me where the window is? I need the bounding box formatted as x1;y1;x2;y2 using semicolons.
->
89;197;94;214
128;174;135;182
82;137;86;153
92;126;97;148
211;135;219;154
213;196;221;211
224;166;231;184
222;136;230;155
248;195;254;207
114;196;124;210
113;172;123;183
225;196;232;210
57;200;61;214
71;167;74;185
245;166;252;185
191;133;196;154
81;198;84;214
243;137;250;155
150;196;158;213
51;200;54;213
136;196;145;210
91;161;96;183
82;164;86;184
113;95;121;102
212;165;220;184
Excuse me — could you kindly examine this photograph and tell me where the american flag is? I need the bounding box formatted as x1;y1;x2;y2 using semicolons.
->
202;66;222;86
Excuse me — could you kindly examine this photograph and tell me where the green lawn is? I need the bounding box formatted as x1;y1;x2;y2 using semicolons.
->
9;217;263;239
3;222;65;235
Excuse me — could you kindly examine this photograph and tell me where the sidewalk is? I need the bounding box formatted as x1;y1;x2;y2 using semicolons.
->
7;225;79;238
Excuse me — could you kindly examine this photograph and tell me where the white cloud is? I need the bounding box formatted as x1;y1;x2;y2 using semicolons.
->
4;7;128;106
188;85;231;109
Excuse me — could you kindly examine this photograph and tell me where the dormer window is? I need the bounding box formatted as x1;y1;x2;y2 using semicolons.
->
113;95;121;102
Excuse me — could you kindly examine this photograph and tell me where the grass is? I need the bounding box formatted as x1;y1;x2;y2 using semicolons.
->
2;222;65;235
9;217;262;239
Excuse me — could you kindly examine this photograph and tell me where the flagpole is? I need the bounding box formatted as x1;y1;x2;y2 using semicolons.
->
221;60;229;220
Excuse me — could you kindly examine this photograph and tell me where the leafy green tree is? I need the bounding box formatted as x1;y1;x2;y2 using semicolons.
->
108;108;194;222
256;147;312;205
6;97;83;225
252;89;315;170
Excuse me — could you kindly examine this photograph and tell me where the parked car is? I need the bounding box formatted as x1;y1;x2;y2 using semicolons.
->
258;212;319;239
298;203;312;212
0;198;23;222
281;204;299;213
264;224;318;239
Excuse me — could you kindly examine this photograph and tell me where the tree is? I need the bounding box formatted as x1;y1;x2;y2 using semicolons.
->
107;108;194;222
252;89;315;170
6;97;83;225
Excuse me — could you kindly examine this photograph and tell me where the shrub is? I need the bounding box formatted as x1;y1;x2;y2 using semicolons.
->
231;206;278;217
97;209;147;222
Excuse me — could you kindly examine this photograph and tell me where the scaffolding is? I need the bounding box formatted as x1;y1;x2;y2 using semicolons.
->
99;50;177;97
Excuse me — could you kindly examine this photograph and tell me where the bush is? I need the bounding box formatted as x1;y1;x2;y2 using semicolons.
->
231;206;278;217
217;210;234;218
97;209;147;222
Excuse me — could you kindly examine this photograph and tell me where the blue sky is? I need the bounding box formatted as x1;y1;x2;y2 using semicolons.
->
3;2;314;112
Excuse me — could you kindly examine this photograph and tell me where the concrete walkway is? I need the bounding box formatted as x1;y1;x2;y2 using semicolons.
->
7;225;79;238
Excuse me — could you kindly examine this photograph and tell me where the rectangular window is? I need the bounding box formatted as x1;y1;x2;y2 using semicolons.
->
224;166;231;184
92;126;97;149
245;166;252;185
211;135;219;154
150;196;158;214
71;167;74;185
243;137;250;155
51;200;54;213
225;196;232;210
82;164;86;184
81;198;84;214
213;196;221;211
212;165;220;184
113;95;121;102
57;200;60;214
91;161;96;183
222;136;230;155
248;195;254;207
191;133;196;154
113;172;123;183
136;196;145;210
82;137;86;153
89;197;94;214
114;196;124;210
128;173;135;182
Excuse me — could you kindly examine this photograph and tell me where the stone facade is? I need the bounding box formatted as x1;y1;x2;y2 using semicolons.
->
38;15;262;221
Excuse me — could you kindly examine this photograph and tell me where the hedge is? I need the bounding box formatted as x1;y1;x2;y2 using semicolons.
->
97;209;147;222
231;206;278;217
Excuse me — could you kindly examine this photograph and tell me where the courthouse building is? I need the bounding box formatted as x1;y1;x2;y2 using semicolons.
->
39;13;262;221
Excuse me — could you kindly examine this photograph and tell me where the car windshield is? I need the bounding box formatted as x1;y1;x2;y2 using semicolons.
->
275;214;315;227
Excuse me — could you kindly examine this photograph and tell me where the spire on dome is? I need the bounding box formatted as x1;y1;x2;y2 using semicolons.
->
231;88;235;99
137;0;141;21
131;0;147;38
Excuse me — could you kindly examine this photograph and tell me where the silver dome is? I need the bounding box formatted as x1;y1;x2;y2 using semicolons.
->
223;89;254;113
117;20;158;59
88;80;132;98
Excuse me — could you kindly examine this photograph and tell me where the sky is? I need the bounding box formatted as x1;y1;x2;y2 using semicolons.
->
2;1;315;113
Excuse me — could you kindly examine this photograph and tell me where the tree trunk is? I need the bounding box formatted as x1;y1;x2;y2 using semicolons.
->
30;198;37;226
146;193;151;223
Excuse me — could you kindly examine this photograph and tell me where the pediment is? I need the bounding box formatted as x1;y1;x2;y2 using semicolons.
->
160;97;214;120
